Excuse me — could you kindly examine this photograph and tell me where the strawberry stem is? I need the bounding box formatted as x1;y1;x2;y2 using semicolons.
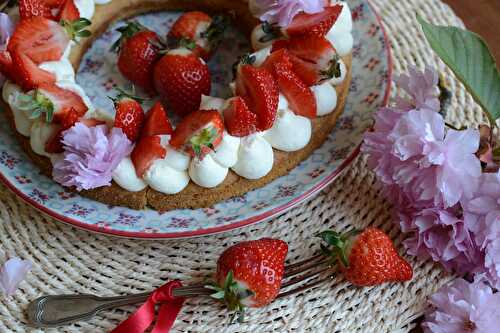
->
189;127;218;157
259;21;282;43
16;91;54;123
320;55;342;81
109;87;145;105
201;15;229;47
61;18;92;42
205;271;254;323
111;21;145;52
318;229;360;267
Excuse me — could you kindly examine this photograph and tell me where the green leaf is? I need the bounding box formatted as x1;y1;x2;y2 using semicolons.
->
417;15;500;123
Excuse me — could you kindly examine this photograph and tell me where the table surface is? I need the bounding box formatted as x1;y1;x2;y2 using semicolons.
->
411;1;499;332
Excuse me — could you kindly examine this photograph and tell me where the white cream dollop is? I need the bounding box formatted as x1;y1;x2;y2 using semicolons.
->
189;154;228;188
311;82;338;116
329;2;353;34
74;0;95;20
39;58;75;83
251;46;272;67
232;133;274;179
112;157;147;192
94;0;112;4
3;81;33;137
144;159;190;194
326;2;353;57
211;132;241;168
30;120;59;158
263;109;311;151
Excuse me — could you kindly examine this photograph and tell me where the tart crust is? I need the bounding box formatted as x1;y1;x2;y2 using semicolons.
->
3;0;352;211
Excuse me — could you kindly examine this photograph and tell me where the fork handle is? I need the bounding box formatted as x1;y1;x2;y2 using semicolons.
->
27;292;150;328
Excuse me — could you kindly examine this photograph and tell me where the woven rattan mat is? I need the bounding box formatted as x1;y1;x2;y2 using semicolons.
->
0;0;485;332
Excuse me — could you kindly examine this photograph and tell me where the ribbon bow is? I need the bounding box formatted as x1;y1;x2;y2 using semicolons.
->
111;280;185;333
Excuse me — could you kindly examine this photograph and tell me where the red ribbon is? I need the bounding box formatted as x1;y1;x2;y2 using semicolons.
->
111;280;185;333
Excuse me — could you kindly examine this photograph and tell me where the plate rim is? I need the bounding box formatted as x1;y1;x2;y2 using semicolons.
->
0;0;392;240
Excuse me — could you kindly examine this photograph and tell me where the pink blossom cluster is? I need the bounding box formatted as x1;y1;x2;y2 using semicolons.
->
362;67;500;288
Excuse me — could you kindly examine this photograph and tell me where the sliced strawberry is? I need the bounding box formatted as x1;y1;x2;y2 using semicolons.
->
45;107;79;153
57;0;80;21
0;51;15;82
271;39;290;53
11;51;56;91
170;110;224;157
223;97;257;137
286;5;343;37
8;17;70;64
131;135;166;177
169;11;211;41
19;0;53;20
235;65;279;131
112;90;145;142
288;53;320;86
35;83;88;122
142;101;173;138
262;50;317;118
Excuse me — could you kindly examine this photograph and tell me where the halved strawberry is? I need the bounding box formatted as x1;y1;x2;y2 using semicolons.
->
8;18;70;64
170;110;224;157
271;39;289;53
10;51;56;91
45;107;80;153
223;97;257;137
131;135;166;177
19;0;53;20
111;89;145;142
56;0;80;21
0;51;15;83
286;5;343;37
142;101;173;138
262;50;317;118
235;64;279;131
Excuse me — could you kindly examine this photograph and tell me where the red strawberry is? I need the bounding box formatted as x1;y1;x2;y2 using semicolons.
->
170;110;224;157
56;0;80;21
286;5;343;37
9;50;56;91
319;228;413;286
111;90;145;142
223;97;257;137
8;18;70;64
153;49;211;116
30;83;88;122
209;238;288;321
19;0;53;20
44;107;80;153
131;135;166;177
168;12;227;60
286;35;341;85
235;64;279;131
141;101;173;138
112;22;161;93
262;49;316;118
0;51;15;83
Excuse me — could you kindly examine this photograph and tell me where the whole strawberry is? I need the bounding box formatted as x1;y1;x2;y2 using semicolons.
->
318;228;413;286
207;238;288;322
112;22;161;93
110;88;145;142
153;48;211;116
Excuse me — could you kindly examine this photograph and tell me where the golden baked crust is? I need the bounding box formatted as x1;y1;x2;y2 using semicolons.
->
4;0;352;211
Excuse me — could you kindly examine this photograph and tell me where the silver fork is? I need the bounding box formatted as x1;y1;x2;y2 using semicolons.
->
27;254;334;328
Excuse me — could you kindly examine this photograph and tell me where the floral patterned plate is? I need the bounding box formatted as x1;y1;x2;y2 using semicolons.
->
0;0;391;239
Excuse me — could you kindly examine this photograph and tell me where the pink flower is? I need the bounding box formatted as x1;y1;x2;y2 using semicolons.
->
0;258;32;296
0;13;14;87
395;66;440;112
423;277;500;333
53;124;133;191
399;208;481;274
249;0;325;27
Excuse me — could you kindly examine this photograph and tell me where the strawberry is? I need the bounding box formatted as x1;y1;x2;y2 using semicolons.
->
141;101;173;138
44;107;80;153
112;22;161;93
8;17;91;64
208;238;288;322
111;89;145;142
170;110;224;157
318;228;413;286
19;0;53;20
286;35;341;86
223;96;257;137
262;49;317;118
0;51;15;84
286;5;343;37
56;0;80;21
9;50;56;91
131;135;166;177
235;64;279;131
168;12;227;60
153;49;211;116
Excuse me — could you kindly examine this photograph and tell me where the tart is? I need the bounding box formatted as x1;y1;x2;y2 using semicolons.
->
0;0;354;211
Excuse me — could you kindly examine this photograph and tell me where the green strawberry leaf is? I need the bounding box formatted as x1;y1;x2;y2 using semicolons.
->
417;15;500;124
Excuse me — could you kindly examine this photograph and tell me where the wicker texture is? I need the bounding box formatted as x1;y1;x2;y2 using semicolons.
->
0;0;477;331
